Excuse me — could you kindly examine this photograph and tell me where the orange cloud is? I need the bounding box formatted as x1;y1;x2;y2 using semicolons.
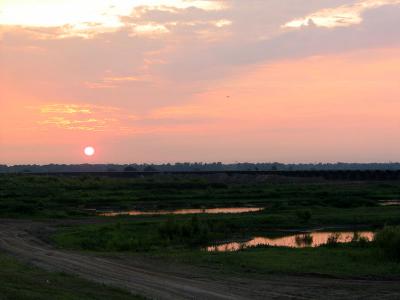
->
84;75;148;89
40;104;92;114
34;104;121;131
38;117;110;131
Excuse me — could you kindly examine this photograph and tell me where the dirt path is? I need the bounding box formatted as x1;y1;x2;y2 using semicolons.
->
0;219;399;300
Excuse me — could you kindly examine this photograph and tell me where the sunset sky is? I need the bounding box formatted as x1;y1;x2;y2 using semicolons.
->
1;0;400;164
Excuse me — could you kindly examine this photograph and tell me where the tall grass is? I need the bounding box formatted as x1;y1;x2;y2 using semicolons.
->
295;233;313;246
374;226;400;261
326;233;341;247
2;174;399;218
158;216;231;247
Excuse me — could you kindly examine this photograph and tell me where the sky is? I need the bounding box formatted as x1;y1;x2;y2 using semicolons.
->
1;0;400;164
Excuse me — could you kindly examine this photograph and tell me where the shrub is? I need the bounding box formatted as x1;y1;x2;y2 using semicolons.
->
351;231;360;242
374;226;400;261
349;231;370;247
271;201;288;211
326;233;341;247
295;210;312;223
351;231;369;247
295;233;313;247
158;216;213;247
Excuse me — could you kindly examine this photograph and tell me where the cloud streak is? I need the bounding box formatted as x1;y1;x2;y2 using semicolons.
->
284;0;400;28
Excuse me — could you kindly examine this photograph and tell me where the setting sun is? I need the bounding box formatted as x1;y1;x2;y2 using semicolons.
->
84;146;95;156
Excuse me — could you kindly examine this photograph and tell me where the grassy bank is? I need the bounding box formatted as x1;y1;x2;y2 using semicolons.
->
0;252;144;300
2;174;400;217
54;220;400;277
164;243;400;278
54;205;400;253
53;216;400;279
3;173;400;279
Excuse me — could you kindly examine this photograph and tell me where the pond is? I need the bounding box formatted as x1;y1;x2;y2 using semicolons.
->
380;200;400;206
206;231;374;252
98;207;264;216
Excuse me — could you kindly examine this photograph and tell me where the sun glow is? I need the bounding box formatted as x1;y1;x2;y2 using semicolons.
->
84;146;95;156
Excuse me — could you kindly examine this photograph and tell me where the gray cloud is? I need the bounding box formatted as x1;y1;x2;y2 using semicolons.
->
156;2;400;82
1;1;399;112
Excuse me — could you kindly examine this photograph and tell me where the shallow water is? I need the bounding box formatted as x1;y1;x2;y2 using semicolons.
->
206;231;374;252
99;207;264;216
380;200;400;206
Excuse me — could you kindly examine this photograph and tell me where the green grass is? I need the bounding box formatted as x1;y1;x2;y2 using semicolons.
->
164;244;400;278
54;216;234;252
0;252;144;300
3;174;400;279
52;212;400;278
54;220;400;278
53;206;400;253
2;174;400;217
374;226;400;261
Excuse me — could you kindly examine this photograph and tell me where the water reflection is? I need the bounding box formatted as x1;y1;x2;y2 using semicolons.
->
380;200;400;206
206;231;374;252
99;207;264;216
294;233;313;247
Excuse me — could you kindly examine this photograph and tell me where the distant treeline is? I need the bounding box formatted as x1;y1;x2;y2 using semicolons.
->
1;162;400;173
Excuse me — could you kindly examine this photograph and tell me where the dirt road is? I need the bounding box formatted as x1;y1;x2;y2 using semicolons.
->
0;219;399;300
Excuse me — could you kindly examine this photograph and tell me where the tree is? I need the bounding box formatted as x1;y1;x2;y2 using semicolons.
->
296;210;312;223
143;165;157;172
124;166;137;172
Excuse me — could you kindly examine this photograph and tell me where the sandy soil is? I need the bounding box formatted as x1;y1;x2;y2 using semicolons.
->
0;219;399;300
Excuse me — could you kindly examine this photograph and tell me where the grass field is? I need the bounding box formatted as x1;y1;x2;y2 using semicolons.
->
1;174;400;218
53;205;400;252
164;244;400;278
53;210;400;277
0;252;144;300
2;174;400;281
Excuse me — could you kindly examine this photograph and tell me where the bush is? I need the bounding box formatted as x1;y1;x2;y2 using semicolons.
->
326;233;341;247
158;216;217;247
295;233;313;247
374;226;400;261
351;231;369;247
295;210;312;223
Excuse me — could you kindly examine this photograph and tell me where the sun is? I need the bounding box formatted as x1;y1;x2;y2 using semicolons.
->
84;146;95;156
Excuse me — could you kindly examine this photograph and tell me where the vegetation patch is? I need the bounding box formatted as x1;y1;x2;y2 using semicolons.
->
0;252;144;300
2;174;400;217
374;226;400;261
167;242;400;278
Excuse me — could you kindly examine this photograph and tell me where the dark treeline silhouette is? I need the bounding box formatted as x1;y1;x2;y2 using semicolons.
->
2;162;400;173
